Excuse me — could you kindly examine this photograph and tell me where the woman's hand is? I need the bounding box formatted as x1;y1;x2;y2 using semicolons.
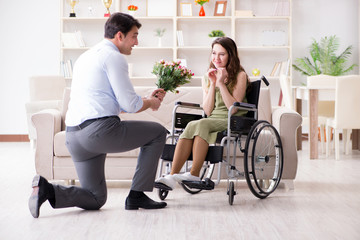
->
207;68;228;87
207;68;217;86
214;67;228;87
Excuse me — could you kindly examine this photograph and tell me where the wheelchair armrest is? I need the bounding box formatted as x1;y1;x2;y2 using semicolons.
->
174;101;203;112
233;102;256;109
231;102;257;113
175;101;201;108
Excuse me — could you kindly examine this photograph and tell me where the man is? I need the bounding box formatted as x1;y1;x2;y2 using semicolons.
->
29;13;168;218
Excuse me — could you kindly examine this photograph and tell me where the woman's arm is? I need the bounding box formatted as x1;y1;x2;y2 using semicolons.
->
202;70;217;116
217;71;247;114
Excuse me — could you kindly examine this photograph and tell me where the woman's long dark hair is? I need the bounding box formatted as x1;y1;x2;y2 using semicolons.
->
209;37;248;91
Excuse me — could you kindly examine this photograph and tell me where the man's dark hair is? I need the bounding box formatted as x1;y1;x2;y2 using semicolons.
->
104;12;142;39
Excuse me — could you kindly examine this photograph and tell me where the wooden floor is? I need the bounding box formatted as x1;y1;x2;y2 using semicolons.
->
1;142;360;240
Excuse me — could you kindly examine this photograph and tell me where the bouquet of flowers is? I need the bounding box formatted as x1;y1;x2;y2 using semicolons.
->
195;0;209;6
152;60;194;93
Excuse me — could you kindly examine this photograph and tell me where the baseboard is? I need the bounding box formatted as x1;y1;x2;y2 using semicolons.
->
0;135;30;142
301;133;343;141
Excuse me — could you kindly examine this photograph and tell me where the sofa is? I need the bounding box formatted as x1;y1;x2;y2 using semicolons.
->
25;75;66;147
31;86;302;188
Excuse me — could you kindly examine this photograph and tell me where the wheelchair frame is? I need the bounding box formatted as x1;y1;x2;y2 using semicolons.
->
156;76;284;205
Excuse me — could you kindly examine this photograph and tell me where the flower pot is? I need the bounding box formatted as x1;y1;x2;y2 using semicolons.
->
128;10;135;16
211;37;219;43
199;5;205;16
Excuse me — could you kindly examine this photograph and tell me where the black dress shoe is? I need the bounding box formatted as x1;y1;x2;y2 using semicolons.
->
28;175;52;218
125;194;167;210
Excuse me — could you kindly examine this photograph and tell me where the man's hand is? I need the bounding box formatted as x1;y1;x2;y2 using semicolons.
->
149;97;161;111
151;88;166;102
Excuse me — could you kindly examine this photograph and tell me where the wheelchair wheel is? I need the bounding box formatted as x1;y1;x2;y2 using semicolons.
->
158;189;169;200
228;181;235;205
244;120;283;199
181;162;215;194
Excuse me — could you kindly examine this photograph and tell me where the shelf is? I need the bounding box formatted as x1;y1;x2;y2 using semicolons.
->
132;47;173;50
61;16;290;21
60;0;293;103
176;16;232;20
235;16;290;20
62;17;109;21
61;47;175;50
176;46;290;50
249;76;282;81
135;16;175;20
61;47;90;50
237;46;290;50
177;46;211;50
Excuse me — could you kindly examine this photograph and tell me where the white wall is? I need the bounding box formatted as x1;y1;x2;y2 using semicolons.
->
0;0;358;134
0;0;60;134
292;0;359;85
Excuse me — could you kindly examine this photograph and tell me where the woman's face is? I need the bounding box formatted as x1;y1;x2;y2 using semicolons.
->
211;43;229;69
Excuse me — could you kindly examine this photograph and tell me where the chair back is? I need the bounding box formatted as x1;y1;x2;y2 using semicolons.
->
29;75;66;101
334;75;360;129
307;74;336;89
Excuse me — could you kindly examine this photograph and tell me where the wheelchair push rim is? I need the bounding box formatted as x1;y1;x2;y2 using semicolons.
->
244;120;283;199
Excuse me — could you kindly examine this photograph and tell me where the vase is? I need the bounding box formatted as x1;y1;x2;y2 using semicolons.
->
199;5;205;17
211;37;218;43
158;37;162;47
128;10;135;16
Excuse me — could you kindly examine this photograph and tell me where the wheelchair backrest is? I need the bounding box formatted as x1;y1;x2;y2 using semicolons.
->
244;75;269;119
245;80;261;118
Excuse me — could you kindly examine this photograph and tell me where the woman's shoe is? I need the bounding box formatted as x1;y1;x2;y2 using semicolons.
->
154;175;176;191
173;172;200;182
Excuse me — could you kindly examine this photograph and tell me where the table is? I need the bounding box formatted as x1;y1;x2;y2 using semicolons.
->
294;86;360;159
294;87;335;159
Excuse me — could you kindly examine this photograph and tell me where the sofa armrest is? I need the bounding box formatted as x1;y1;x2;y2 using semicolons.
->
31;109;62;179
272;107;302;180
25;100;62;140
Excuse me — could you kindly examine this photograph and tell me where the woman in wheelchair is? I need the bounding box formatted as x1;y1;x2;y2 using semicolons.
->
155;37;250;190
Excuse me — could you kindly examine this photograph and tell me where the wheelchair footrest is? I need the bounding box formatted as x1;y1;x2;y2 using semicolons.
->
182;178;215;190
154;182;172;191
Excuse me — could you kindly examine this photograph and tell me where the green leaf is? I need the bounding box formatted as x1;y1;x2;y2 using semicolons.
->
293;35;357;76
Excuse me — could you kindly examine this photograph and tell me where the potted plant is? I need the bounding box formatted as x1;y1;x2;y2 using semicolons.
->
208;30;225;42
127;5;138;16
293;35;357;77
154;28;166;47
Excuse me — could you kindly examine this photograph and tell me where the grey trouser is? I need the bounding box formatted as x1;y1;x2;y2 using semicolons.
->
52;116;167;210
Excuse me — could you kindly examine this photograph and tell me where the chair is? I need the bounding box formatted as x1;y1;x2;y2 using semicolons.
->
279;74;335;153
25;75;66;147
326;75;360;160
156;76;285;204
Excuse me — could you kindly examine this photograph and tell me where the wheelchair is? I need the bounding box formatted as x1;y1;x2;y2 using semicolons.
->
155;76;283;205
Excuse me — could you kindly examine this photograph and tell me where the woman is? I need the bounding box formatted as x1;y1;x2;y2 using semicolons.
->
155;37;249;190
